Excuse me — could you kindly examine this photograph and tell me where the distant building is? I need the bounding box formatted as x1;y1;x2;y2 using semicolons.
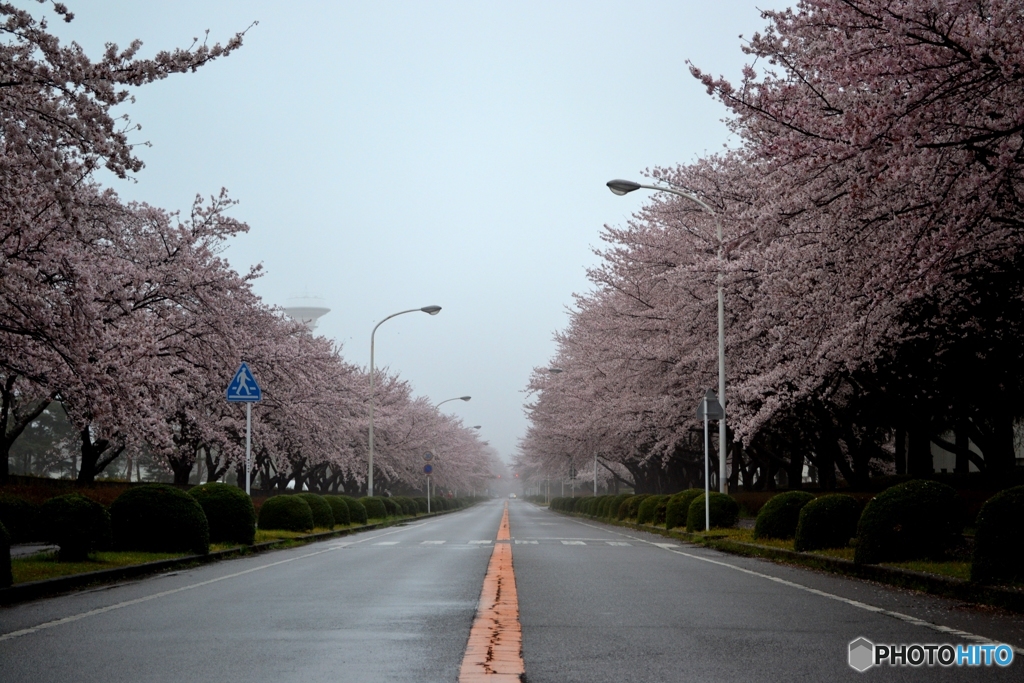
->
283;295;330;331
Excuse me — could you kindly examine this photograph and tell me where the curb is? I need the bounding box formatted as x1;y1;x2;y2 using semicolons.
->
551;509;1024;614
0;508;460;607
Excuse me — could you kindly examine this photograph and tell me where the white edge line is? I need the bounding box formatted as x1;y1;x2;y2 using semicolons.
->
567;518;1024;655
0;522;426;643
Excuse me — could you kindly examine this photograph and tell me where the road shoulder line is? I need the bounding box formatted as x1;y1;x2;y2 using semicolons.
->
565;516;1024;655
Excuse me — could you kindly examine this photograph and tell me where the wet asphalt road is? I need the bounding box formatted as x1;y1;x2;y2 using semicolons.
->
1;499;1022;682
509;502;1023;682
0;503;503;682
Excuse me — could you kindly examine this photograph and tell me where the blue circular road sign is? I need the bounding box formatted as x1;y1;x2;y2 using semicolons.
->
424;464;433;474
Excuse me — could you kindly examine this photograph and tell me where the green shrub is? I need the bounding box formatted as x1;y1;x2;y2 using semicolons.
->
362;497;388;519
0;494;40;543
686;492;740;532
623;494;651;520
324;496;351;526
413;497;429;513
754;491;816;540
608;494;631;519
666;490;703;530
1;521;13;587
340;496;368;525
794;494;860;552
380;497;398;516
393;496;417;516
111;484;209;555
189;482;256;545
295;493;334;529
39;493;111;562
637;495;668;525
854;480;963;565
971;485;1024;584
258;495;314;532
655;498;670;526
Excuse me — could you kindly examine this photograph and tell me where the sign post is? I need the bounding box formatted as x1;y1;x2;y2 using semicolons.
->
423;451;434;513
226;362;262;495
695;389;724;532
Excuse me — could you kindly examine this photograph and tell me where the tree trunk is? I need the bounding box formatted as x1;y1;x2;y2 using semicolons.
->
907;425;933;477
0;379;53;483
954;426;969;474
787;451;804;490
894;426;907;475
76;427;124;484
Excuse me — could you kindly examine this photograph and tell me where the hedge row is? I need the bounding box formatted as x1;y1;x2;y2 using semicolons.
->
1;487;478;566
549;481;1023;585
550;491;738;533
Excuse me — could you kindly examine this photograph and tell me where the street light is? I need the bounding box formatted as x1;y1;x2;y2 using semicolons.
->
608;179;728;494
436;396;471;408
368;305;441;497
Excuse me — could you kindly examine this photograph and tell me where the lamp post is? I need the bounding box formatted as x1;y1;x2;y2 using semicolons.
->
368;305;441;497
436;396;471;408
607;179;728;494
426;396;470;504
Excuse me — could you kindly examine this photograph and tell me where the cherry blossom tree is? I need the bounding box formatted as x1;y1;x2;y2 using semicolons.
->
522;0;1024;490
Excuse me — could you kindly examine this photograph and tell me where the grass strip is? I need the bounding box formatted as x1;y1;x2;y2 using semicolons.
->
13;551;190;584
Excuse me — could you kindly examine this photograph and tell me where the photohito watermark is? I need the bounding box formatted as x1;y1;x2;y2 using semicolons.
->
849;637;1014;672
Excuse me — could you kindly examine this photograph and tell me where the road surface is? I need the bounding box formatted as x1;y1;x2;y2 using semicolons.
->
1;499;1021;681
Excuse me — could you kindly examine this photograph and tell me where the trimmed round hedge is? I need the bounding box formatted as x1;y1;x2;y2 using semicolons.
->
380;497;398;516
362;497;388;519
794;494;860;552
41;493;112;561
623;494;651;521
0;494;40;543
608;494;631;519
637;495;668;525
393;496;418;516
258;496;314;532
189;482;256;545
296;493;334;529
686;492;739;532
754;491;816;540
1;520;13;588
111;484;209;555
971;485;1024;584
340;496;368;525
665;490;703;530
324;496;351;526
413;497;428;514
854;480;963;565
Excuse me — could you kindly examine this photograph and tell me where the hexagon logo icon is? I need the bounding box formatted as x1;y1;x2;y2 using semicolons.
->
849;637;875;672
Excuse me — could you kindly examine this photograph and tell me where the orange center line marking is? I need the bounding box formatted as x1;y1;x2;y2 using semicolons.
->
458;502;524;682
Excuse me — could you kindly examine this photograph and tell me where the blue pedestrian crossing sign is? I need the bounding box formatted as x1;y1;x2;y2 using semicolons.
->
226;362;262;402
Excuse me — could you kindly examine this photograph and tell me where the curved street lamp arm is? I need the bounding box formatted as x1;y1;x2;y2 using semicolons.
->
368;305;442;497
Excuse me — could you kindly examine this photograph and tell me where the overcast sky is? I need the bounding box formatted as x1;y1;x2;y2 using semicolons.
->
35;1;779;462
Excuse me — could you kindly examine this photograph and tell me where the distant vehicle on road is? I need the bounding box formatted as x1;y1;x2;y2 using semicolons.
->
509;493;517;499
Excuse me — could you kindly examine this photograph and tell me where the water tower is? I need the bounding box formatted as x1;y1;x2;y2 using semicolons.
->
283;295;330;332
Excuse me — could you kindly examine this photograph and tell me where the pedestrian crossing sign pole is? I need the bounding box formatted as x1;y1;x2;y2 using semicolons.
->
226;362;262;495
